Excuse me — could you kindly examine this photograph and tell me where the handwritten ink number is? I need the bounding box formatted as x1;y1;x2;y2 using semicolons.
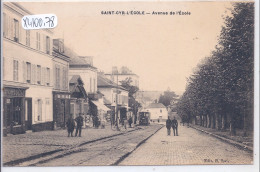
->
45;16;55;27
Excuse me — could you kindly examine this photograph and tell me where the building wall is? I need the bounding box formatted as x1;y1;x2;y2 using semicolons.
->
147;108;168;121
69;68;97;93
3;3;54;128
98;87;129;107
53;58;69;92
98;88;113;104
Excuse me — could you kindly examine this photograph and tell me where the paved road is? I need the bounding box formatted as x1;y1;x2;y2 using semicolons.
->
120;125;253;165
17;124;162;166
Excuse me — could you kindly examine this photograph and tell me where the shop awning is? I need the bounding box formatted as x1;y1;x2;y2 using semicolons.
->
91;100;111;111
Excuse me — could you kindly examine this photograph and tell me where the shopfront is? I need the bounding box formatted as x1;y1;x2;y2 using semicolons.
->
3;86;28;135
53;92;71;128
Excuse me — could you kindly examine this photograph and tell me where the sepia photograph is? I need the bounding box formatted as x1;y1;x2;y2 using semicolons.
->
1;0;259;171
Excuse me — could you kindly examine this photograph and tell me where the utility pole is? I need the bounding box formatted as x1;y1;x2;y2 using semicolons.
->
114;67;120;131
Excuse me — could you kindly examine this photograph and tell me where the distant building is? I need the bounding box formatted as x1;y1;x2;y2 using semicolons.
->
135;91;163;108
145;103;168;122
3;2;54;134
97;73;129;123
105;66;139;88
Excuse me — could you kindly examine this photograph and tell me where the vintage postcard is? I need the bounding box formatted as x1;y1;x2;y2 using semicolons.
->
1;0;259;171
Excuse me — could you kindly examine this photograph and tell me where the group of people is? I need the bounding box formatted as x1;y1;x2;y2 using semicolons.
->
66;114;84;137
166;116;178;136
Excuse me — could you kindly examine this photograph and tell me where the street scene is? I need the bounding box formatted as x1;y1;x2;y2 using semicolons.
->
1;0;256;169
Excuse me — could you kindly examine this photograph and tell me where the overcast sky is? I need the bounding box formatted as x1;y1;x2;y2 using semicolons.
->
19;1;232;95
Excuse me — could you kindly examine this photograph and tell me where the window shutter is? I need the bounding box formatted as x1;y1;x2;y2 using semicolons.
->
23;61;26;83
43;34;46;53
19;22;22;43
32;64;36;84
49;68;53;86
34;100;38;122
41;66;44;85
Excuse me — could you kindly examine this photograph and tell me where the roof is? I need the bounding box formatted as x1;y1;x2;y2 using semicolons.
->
146;103;166;109
97;74;127;91
69;75;83;85
65;46;97;70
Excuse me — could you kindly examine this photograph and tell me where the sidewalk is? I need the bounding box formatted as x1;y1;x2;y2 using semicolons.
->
189;124;253;152
2;124;137;165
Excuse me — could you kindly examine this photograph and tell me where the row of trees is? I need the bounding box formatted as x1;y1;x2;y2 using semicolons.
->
176;3;254;136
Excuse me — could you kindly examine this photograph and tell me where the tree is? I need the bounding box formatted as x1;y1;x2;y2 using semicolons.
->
176;2;254;136
158;89;178;107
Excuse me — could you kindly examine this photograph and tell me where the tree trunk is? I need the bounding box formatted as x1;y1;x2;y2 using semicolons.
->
200;115;202;126
230;112;236;136
207;114;211;128
211;113;215;129
221;114;226;131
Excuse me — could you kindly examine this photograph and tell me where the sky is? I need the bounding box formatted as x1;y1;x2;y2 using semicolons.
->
19;1;232;95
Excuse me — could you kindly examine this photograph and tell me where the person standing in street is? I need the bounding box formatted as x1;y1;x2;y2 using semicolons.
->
166;116;172;136
172;117;178;136
75;113;84;137
66;114;75;137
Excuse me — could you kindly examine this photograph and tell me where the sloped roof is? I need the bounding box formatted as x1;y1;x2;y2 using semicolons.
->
97;74;127;91
147;103;166;109
69;75;82;84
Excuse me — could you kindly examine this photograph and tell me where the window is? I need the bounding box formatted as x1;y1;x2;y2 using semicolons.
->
37;65;41;84
62;67;66;90
36;32;41;50
93;78;96;92
26;30;30;46
70;103;75;117
3;13;7;38
14;19;19;42
26;62;31;83
59;40;64;53
160;109;162;113
46;68;50;85
37;99;42;121
46;36;50;54
13;60;18;81
45;98;50;120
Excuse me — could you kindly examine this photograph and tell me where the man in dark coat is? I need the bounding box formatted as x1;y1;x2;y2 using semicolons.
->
172;117;178;136
66;114;75;137
166;116;172;136
75;113;84;137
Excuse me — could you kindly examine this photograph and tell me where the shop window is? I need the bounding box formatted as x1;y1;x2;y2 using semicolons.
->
13;60;19;81
26;62;31;83
13;98;22;125
37;65;41;84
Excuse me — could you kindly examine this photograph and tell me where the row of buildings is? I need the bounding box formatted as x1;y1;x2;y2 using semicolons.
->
2;2;140;135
